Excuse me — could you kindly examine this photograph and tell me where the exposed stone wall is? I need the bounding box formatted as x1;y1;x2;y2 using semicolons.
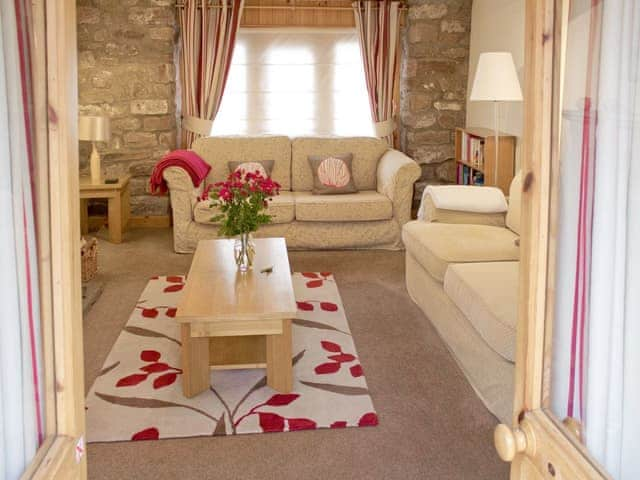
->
75;0;471;214
399;0;473;206
77;0;178;217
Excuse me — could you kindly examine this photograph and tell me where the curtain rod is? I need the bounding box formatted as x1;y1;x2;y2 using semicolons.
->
176;2;408;11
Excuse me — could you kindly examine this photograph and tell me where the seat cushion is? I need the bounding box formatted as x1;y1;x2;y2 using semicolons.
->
193;191;295;225
402;221;520;282
294;191;392;222
191;136;292;190
444;262;519;362
291;137;388;191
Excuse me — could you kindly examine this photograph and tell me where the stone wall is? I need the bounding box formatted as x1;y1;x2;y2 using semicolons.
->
76;0;472;214
77;0;178;217
399;0;473;206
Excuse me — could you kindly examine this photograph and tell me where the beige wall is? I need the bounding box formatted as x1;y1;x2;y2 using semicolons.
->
465;0;525;168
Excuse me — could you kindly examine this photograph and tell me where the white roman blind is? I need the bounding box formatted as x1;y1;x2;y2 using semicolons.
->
212;28;374;137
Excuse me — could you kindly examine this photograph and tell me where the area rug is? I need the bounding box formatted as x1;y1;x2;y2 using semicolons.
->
85;273;378;442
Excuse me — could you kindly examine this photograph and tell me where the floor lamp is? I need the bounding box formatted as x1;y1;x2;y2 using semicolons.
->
469;52;522;187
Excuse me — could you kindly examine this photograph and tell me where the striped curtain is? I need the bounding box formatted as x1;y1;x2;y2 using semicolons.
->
552;0;640;477
353;0;401;145
178;0;244;148
0;0;45;478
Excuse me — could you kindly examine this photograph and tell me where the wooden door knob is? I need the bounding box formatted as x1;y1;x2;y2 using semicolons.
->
494;423;528;462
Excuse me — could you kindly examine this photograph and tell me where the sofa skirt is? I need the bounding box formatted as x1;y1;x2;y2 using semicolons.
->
172;218;404;254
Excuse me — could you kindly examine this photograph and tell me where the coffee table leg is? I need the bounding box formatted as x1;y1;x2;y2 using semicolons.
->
266;319;293;392
181;324;210;398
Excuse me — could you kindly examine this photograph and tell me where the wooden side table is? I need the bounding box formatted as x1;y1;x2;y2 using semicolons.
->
80;175;131;244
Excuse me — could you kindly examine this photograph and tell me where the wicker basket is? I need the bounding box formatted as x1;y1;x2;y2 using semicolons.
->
81;237;98;282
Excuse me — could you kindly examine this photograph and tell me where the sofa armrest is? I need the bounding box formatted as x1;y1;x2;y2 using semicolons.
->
162;166;204;223
417;185;507;227
377;149;421;226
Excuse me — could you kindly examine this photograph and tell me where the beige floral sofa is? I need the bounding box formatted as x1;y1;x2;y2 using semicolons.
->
402;172;523;423
163;136;421;253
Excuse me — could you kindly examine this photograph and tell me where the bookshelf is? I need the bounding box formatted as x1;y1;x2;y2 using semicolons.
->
454;127;516;194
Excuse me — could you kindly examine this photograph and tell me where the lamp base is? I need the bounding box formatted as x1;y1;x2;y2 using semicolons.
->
90;142;102;184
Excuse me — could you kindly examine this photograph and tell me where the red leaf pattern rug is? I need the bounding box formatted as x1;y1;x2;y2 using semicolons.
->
85;273;378;442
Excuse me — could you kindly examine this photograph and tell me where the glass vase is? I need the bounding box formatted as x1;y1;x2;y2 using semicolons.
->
234;232;255;273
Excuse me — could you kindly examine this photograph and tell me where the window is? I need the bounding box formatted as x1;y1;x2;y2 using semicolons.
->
212;28;374;137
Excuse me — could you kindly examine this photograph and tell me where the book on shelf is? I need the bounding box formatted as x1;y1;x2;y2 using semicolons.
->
455;127;516;193
456;164;484;186
460;131;485;171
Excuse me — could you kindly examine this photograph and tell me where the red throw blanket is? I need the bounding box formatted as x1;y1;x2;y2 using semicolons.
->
149;150;211;195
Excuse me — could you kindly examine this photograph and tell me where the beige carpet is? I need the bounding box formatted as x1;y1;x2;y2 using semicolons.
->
83;228;509;480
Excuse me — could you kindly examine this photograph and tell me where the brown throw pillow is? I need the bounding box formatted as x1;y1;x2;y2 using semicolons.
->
228;160;275;178
307;153;358;195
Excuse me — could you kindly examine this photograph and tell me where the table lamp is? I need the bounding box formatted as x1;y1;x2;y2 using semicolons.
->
78;115;111;184
469;52;522;186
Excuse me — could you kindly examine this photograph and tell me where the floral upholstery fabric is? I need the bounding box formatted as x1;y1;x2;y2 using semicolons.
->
191;135;292;190
294;191;392;222
193;192;295;225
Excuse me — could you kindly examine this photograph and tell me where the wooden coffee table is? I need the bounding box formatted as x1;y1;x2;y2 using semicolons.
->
175;237;297;398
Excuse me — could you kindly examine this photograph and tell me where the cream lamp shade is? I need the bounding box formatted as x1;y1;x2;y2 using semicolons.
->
78;115;111;142
469;52;523;102
78;116;111;184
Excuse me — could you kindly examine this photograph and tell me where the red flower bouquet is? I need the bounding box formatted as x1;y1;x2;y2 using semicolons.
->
209;169;281;271
209;169;281;237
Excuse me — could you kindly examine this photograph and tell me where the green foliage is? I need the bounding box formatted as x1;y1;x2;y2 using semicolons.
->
210;189;274;237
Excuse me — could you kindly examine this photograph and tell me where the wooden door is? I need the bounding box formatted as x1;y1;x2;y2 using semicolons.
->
21;1;87;478
493;1;611;478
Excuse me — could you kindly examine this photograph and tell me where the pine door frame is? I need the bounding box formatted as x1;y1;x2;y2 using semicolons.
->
22;1;87;478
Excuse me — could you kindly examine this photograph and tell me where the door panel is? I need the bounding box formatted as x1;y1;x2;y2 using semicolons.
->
495;0;613;478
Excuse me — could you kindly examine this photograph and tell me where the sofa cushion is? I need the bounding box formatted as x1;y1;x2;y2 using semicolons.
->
191;136;292;190
228;160;275;178
402;221;520;283
308;153;358;194
193;191;295;225
294;191;392;222
291;137;388;191
444;262;519;362
506;170;523;235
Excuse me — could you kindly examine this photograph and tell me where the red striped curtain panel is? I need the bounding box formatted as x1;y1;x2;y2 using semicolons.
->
352;0;401;145
0;1;45;478
178;0;244;148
